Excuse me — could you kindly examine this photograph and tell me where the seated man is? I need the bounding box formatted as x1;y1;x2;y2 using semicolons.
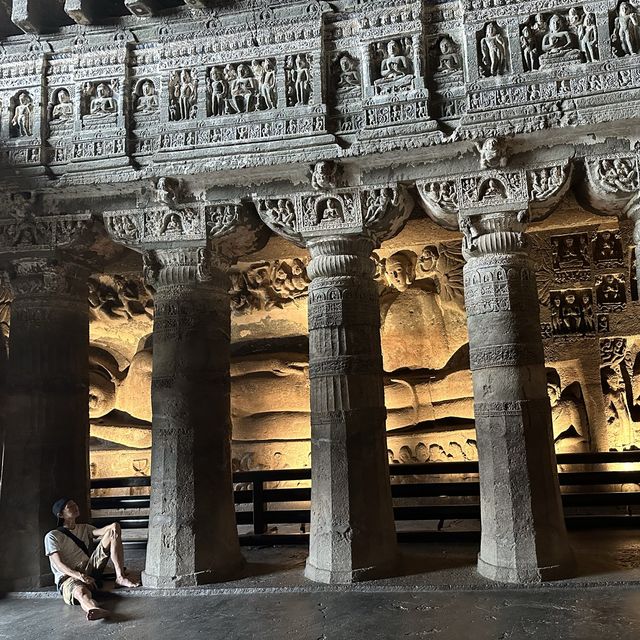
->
44;497;140;621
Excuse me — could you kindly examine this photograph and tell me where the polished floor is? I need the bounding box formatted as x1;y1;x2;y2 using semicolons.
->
2;531;640;640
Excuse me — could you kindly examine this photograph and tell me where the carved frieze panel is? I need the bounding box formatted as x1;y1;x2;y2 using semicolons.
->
551;232;591;282
417;159;570;228
580;153;640;217
0;211;92;255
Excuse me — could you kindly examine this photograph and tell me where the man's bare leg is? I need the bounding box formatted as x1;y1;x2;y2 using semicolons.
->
72;585;109;621
101;523;141;588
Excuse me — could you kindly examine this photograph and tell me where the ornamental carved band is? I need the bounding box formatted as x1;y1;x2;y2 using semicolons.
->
473;398;550;419
469;343;544;371
463;257;537;318
308;354;384;379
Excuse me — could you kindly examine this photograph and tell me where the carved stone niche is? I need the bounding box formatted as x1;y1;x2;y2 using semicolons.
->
579;154;640;216
477;21;510;77
9;91;35;139
611;1;640;58
48;87;75;127
519;8;599;72
81;80;119;121
206;58;278;117
132;79;160;119
254;182;412;245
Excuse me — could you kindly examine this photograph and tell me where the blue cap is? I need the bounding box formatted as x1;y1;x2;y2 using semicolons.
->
52;497;70;522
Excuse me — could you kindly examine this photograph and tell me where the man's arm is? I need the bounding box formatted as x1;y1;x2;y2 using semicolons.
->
91;524;112;538
48;551;96;588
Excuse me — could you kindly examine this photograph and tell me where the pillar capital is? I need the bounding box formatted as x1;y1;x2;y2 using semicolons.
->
253;177;414;249
105;187;268;273
416;151;573;232
579;152;640;218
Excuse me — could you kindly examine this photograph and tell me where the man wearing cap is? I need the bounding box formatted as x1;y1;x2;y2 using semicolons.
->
44;497;140;620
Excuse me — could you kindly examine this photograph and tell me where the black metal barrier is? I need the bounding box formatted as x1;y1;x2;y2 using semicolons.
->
90;451;640;547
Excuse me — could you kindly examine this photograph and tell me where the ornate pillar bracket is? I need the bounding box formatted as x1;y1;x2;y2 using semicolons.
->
104;182;267;588
0;196;94;591
459;201;575;584
253;166;413;584
416;149;573;231
580;152;640;286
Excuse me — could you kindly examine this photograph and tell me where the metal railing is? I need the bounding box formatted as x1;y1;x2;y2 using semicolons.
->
90;451;640;547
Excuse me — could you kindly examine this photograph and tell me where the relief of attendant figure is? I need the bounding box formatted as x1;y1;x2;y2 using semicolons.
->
578;11;598;62
616;2;640;55
480;22;508;76
259;59;277;109
12;92;33;136
294;54;311;105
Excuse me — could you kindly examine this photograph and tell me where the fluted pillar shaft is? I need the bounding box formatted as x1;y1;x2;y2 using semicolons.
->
463;220;574;583
0;258;89;590
141;247;244;588
304;235;397;584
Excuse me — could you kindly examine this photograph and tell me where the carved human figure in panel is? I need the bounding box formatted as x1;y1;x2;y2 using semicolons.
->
615;2;640;56
169;70;197;121
539;14;583;66
259;59;277;109
208;67;228;116
435;36;461;74
89;83;117;116
336;53;361;91
480;22;508;76
603;366;634;450
50;88;73;123
374;39;414;91
294;54;311;106
11;92;34;137
231;64;258;113
135;80;159;114
521;25;539;71
578;11;598;62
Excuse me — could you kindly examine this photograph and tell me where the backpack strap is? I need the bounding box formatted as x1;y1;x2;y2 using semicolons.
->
56;526;91;557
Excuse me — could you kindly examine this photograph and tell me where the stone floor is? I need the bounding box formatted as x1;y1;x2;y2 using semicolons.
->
2;530;640;639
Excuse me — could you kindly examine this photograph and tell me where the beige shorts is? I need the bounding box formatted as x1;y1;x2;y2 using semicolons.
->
59;542;110;605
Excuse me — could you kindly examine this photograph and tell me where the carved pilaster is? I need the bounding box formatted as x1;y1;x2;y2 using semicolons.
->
0;257;90;590
461;209;574;583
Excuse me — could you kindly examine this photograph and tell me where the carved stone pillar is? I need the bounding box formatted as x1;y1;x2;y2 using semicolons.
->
105;193;266;587
304;235;397;583
140;247;244;587
0;258;89;590
462;212;574;583
255;179;413;584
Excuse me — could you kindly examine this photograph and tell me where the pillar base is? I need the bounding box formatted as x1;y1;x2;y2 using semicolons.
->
304;555;397;585
477;553;575;584
142;556;245;589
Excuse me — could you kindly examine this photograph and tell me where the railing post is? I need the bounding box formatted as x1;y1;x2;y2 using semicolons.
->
253;479;266;535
